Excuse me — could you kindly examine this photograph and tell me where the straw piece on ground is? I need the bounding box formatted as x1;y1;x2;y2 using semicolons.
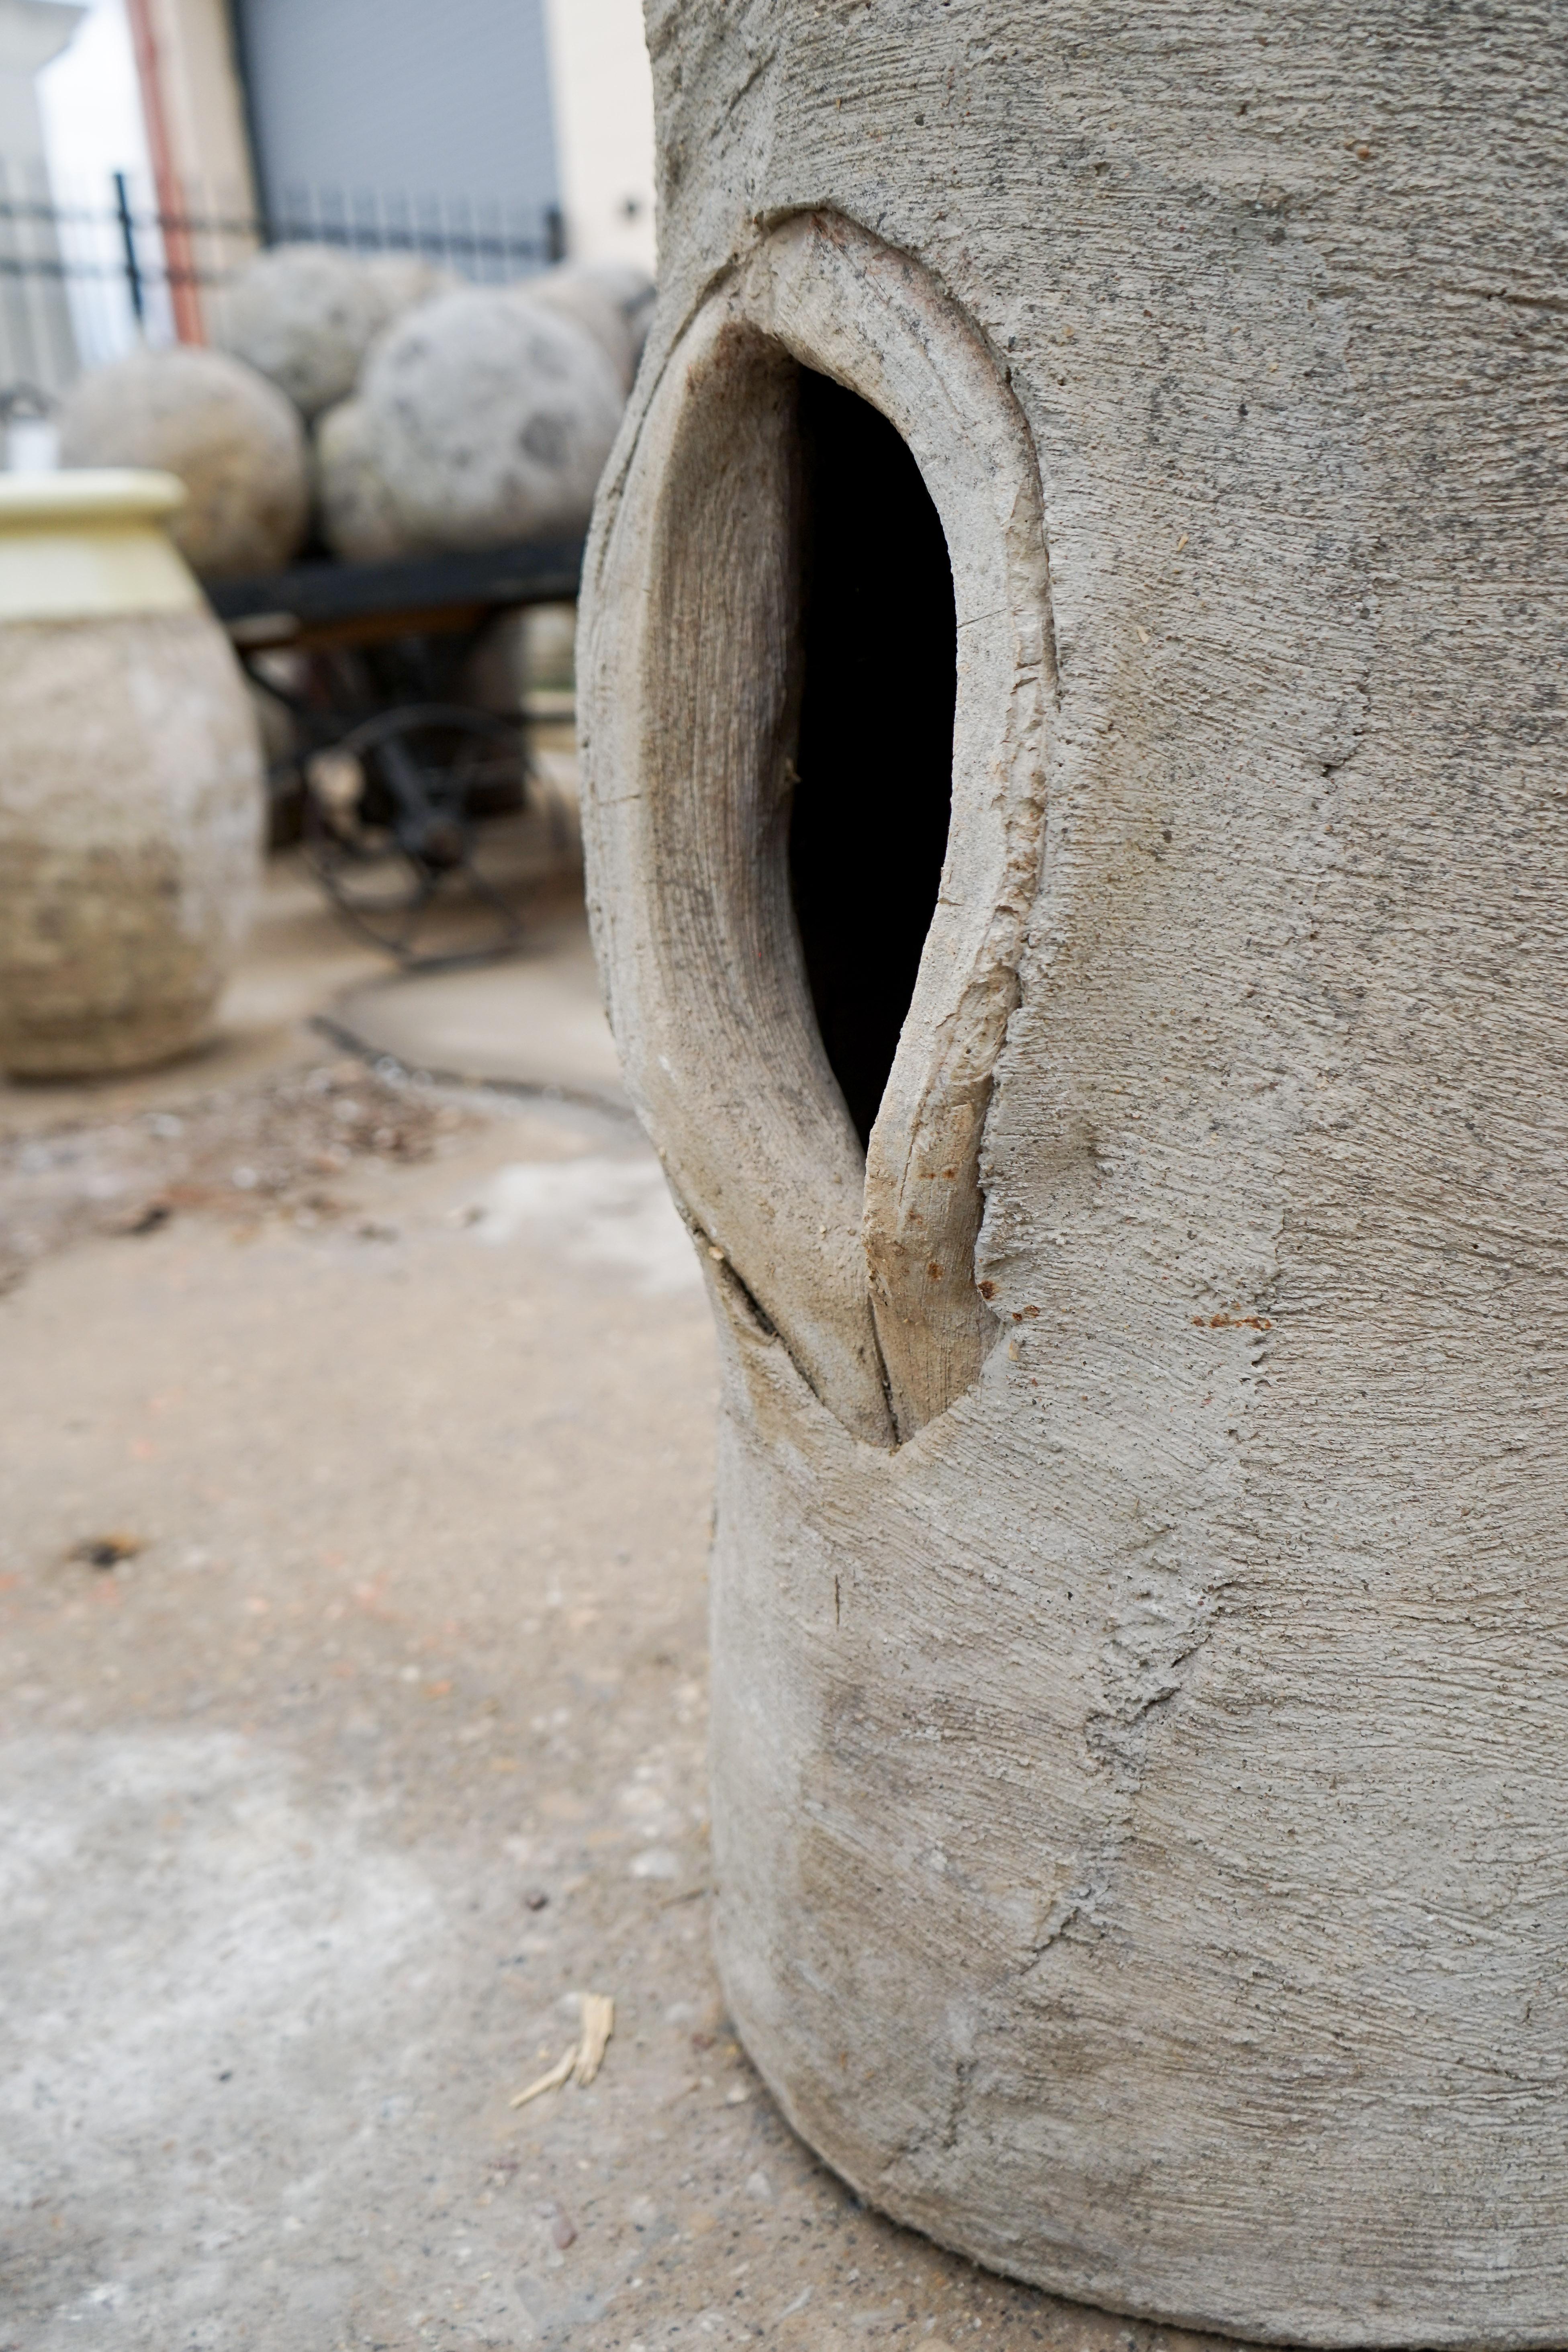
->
574;1992;615;2086
509;2043;578;2109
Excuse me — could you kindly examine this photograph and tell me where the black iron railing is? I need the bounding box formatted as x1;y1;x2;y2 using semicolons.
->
0;159;565;397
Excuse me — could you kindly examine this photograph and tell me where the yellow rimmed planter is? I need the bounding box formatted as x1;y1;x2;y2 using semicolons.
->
0;468;263;1077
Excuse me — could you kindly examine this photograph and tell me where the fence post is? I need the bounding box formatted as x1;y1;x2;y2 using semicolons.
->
113;172;144;329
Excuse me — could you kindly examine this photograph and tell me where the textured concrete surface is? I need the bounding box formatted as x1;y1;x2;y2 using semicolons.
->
0;860;1250;2352
357;291;625;557
579;9;1568;2340
0;609;263;1078
334;903;624;1106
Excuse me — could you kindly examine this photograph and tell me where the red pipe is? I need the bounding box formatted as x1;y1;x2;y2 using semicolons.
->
124;0;205;343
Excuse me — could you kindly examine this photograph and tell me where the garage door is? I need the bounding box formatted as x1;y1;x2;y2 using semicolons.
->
233;0;559;266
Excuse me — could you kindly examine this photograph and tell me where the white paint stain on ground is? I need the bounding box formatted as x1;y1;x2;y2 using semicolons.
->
470;1156;702;1295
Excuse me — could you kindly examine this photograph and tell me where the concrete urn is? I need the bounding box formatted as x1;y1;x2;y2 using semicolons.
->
0;471;263;1077
581;7;1568;2348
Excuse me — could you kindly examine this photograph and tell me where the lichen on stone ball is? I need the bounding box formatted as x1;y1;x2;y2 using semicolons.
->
57;345;310;580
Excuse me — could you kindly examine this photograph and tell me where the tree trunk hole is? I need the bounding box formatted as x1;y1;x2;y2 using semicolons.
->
789;369;957;1149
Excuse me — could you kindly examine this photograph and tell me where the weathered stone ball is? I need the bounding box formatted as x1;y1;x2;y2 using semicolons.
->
525;263;645;392
523;600;577;691
577;260;656;371
455;600;577;716
57;346;309;579
358;288;624;553
215;243;388;419
313;396;408;564
362;252;456;324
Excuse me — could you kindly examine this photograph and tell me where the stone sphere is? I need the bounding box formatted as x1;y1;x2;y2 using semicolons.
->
577;260;656;370
313;397;408;564
216;243;388;418
58;347;309;580
523;601;576;691
362;252;456;323
524;264;643;392
456;600;577;716
358;288;624;553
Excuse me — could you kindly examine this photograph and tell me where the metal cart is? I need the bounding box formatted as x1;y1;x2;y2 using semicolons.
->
208;537;584;966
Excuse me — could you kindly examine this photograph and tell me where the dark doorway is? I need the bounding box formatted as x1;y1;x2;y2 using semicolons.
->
788;370;957;1150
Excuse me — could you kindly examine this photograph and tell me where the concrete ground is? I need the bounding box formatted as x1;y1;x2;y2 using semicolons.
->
0;836;1231;2352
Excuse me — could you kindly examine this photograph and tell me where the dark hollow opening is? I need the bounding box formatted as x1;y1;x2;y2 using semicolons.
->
788;369;957;1150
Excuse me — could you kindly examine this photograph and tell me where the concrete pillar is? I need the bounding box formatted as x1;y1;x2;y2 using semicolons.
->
0;0;84;397
582;8;1568;2342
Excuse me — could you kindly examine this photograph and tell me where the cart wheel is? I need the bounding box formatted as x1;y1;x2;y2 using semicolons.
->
301;703;529;964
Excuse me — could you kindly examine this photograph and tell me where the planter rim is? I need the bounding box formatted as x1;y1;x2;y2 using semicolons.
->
0;468;188;530
0;468;199;620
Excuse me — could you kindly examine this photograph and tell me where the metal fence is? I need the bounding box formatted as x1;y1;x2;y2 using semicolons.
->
0;159;566;404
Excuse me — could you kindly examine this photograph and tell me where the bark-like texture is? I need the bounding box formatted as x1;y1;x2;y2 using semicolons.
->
581;8;1568;2343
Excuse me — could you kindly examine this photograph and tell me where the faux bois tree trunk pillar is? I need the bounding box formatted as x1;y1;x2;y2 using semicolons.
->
581;7;1568;2344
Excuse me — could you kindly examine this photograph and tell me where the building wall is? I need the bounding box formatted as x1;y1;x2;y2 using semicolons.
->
540;0;654;275
0;0;82;155
232;0;558;239
146;0;253;212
